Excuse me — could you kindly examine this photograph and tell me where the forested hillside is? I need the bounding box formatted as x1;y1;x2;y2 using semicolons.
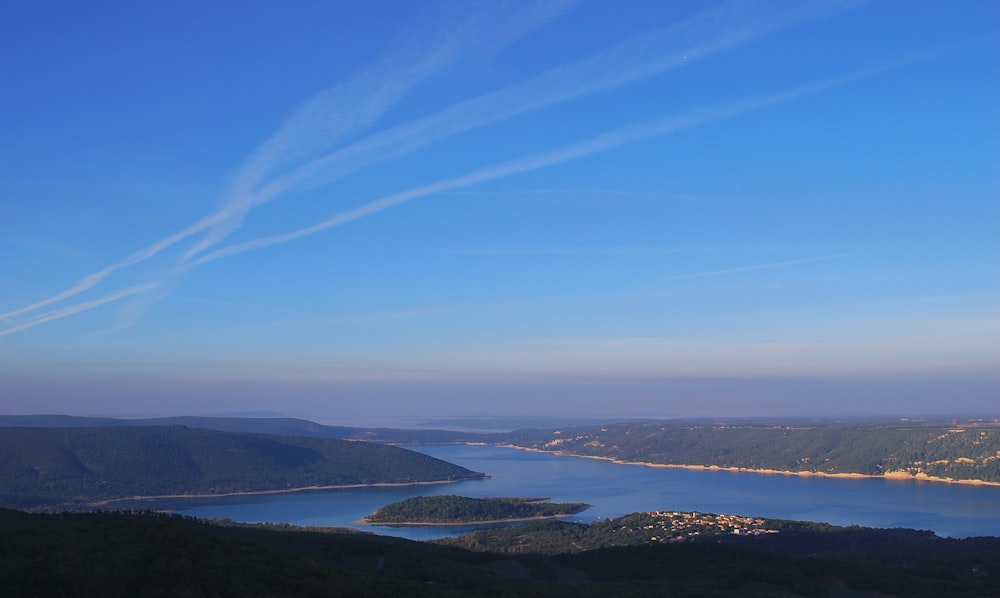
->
0;426;484;508
437;511;934;554
494;420;1000;483
365;496;590;524
2;508;997;597
0;414;479;443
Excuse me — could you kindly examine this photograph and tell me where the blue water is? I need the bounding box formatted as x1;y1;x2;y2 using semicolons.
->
144;444;1000;540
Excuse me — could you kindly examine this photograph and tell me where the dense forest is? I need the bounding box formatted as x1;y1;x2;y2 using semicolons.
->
365;496;590;524
7;415;1000;485
493;420;1000;483
0;426;484;509
2;508;998;597
437;511;940;554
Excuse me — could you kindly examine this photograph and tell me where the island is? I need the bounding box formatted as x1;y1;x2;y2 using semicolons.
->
361;495;590;525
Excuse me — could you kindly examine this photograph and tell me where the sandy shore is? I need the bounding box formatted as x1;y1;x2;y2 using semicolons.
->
87;479;462;507
493;444;1000;488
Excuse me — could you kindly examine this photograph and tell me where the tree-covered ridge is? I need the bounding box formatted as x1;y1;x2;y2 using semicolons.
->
495;421;1000;482
2;508;998;597
437;511;892;554
365;495;590;524
0;426;485;508
0;414;483;443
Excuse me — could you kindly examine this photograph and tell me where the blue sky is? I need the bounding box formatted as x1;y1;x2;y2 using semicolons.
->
2;0;997;422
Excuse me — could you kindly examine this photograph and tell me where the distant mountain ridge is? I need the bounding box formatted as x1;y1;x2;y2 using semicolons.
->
0;414;480;443
0;425;484;508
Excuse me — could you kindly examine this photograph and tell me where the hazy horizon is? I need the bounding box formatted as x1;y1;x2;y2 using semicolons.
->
2;1;997;421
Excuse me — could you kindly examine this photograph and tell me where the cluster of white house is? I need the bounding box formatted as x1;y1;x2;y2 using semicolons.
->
619;511;780;542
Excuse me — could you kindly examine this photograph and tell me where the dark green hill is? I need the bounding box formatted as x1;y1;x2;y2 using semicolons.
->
365;495;590;524
0;426;485;508
2;508;998;597
493;420;1000;483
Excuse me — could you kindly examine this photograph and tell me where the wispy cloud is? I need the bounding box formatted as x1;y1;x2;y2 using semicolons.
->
0;282;159;337
180;0;871;270
0;2;572;332
183;0;580;263
663;253;852;281
215;0;865;214
0;218;211;322
0;0;895;336
191;57;909;266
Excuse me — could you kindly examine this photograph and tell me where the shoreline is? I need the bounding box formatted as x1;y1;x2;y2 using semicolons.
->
86;479;466;507
491;444;1000;488
357;513;579;527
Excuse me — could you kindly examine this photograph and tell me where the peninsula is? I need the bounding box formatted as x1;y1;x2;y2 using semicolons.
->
491;419;1000;485
0;426;485;509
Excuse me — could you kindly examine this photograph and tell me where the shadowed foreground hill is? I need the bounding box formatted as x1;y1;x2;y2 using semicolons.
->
0;426;484;508
2;509;998;597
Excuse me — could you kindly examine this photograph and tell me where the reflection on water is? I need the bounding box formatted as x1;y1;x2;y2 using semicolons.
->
143;444;1000;541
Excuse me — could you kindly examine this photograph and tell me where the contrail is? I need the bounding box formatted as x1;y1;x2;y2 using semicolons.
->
209;0;867;237
0;36;974;335
0;0;860;326
663;254;852;281
181;0;578;262
0;282;159;337
192;59;905;266
0;2;573;325
0;216;221;321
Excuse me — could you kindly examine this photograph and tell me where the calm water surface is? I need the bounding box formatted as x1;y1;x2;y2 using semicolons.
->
147;444;1000;541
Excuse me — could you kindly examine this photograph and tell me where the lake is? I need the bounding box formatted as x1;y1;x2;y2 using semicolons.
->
145;444;1000;540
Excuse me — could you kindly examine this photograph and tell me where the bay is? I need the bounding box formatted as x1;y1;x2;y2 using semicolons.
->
147;444;1000;541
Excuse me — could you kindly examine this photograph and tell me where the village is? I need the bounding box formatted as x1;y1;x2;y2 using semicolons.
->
612;511;781;543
